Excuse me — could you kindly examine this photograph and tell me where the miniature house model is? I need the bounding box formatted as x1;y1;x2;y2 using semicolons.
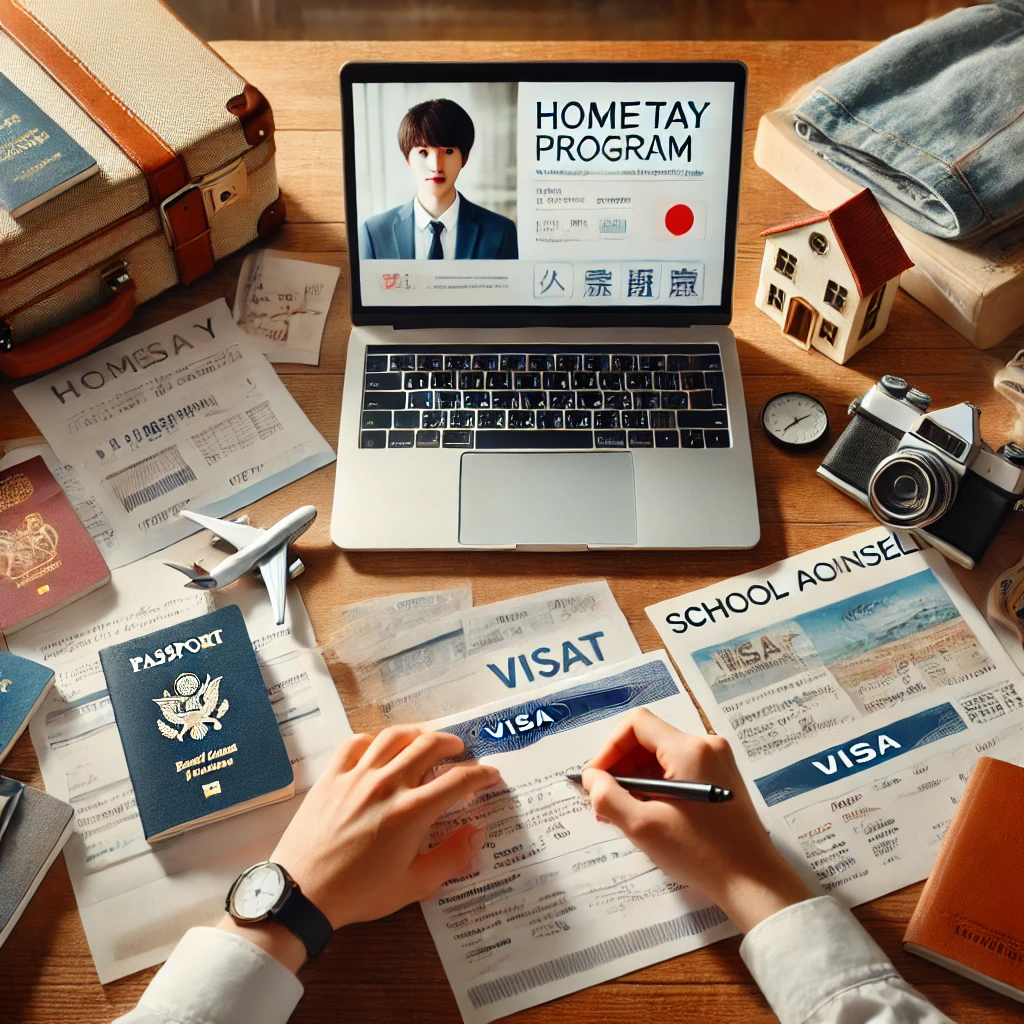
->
755;189;914;364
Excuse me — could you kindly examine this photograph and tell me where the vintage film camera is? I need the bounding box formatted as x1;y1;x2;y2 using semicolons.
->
818;375;1024;568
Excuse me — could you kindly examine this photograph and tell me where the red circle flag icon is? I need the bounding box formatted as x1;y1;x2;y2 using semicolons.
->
665;204;695;236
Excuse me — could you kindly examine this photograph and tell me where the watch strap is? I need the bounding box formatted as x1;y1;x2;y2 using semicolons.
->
272;882;333;959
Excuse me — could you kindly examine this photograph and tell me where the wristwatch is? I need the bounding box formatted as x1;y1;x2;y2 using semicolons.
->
225;861;333;959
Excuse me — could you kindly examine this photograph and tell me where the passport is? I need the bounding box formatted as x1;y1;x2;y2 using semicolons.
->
0;71;98;218
0;456;110;634
99;605;295;843
0;650;54;764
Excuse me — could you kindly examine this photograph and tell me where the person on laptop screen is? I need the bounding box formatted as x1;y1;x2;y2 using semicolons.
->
359;98;518;261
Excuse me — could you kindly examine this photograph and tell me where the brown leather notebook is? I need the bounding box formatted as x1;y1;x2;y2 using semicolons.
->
0;456;109;634
904;756;1024;1003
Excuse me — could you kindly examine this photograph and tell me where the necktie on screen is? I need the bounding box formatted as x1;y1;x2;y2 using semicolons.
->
428;220;444;260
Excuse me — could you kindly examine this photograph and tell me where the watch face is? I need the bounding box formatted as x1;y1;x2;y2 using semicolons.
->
230;862;287;922
761;391;829;452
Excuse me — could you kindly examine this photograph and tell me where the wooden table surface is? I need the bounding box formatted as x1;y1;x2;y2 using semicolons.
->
3;39;1022;1024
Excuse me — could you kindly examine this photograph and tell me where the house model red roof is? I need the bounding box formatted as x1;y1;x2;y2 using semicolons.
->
759;189;914;298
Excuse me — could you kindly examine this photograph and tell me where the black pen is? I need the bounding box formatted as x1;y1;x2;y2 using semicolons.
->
566;772;733;803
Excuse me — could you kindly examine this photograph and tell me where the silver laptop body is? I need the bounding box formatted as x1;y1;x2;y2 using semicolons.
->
332;61;759;551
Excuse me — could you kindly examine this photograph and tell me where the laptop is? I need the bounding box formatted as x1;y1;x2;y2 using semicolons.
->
332;61;759;551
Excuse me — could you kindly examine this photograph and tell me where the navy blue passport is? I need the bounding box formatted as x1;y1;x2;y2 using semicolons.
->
0;72;98;218
99;605;294;843
0;651;54;764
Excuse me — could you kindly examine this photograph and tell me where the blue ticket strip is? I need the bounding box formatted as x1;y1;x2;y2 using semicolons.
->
443;659;679;759
754;702;967;807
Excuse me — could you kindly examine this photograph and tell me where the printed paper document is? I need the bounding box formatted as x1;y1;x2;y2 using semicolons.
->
233;249;340;365
420;651;735;1024
14;299;335;569
648;527;1024;908
328;582;641;729
11;532;350;982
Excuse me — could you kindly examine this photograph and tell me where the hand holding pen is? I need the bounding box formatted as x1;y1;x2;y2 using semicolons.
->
576;708;813;934
567;772;733;803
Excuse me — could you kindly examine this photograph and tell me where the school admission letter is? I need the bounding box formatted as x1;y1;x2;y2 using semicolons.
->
648;527;1024;909
420;652;736;1024
15;299;335;569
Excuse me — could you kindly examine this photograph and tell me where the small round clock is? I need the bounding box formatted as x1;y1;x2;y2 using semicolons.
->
760;391;829;452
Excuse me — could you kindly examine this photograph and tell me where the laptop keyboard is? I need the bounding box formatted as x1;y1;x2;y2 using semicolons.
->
358;344;729;451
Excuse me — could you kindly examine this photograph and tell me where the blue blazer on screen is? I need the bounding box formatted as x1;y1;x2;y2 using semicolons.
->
359;195;518;260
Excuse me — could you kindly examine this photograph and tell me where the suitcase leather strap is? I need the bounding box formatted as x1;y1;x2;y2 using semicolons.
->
0;0;188;204
162;187;215;285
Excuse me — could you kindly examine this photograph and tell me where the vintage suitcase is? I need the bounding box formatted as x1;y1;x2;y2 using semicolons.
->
0;0;285;378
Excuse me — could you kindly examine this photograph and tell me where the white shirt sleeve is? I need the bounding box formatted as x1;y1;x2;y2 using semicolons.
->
112;897;953;1024
112;927;304;1024
740;896;954;1024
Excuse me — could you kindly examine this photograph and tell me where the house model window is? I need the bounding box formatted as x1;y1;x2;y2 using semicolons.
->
859;285;886;338
767;283;785;310
819;319;838;344
774;247;797;279
824;280;848;313
808;231;829;255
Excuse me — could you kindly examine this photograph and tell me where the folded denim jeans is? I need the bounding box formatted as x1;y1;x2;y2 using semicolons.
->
793;0;1024;240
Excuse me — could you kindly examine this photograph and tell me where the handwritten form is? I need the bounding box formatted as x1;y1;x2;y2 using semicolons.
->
420;652;735;1024
233;249;340;365
14;299;335;569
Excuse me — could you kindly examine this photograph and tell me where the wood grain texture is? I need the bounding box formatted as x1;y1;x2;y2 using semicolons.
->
165;0;981;44
2;38;1023;1024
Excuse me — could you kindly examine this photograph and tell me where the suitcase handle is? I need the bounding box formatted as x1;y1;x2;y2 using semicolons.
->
0;263;137;379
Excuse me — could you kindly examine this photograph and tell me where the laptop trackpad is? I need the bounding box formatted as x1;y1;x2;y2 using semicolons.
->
459;452;637;546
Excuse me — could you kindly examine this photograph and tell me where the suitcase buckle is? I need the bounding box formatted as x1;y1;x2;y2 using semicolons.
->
101;259;131;291
159;157;249;246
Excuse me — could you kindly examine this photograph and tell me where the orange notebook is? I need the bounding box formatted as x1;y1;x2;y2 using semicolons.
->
904;756;1024;1003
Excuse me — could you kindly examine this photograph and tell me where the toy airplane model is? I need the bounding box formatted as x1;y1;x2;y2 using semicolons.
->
166;505;317;626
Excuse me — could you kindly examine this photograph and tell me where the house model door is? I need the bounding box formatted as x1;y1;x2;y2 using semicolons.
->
783;297;816;348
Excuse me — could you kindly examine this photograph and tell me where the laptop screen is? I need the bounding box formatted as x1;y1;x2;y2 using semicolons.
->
342;63;746;327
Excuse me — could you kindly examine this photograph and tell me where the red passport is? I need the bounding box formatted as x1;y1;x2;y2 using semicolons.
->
0;456;109;634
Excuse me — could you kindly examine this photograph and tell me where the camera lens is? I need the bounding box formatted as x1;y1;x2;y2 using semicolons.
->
867;449;958;528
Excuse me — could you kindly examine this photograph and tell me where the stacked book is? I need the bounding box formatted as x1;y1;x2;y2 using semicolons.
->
754;86;1024;349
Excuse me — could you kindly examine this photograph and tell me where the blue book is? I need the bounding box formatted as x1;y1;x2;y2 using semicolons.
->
0;651;54;764
98;605;294;843
0;72;98;218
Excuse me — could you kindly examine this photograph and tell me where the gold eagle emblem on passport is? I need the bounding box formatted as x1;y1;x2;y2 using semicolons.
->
154;671;229;741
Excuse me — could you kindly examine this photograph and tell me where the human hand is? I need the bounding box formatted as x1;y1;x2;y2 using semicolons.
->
220;727;499;969
274;727;499;928
582;709;814;932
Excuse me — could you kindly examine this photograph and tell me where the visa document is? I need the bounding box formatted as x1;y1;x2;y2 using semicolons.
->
13;531;351;983
14;298;335;569
327;581;641;730
420;651;736;1024
648;527;1024;908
